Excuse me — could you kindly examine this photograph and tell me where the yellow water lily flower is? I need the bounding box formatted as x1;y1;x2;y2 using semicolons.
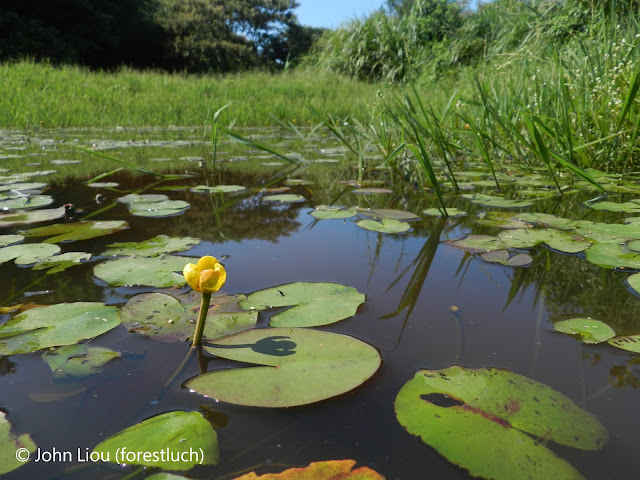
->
183;256;226;294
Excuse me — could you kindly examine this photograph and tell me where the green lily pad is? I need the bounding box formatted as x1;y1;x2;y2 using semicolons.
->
423;207;467;217
554;318;616;344
585;243;640;269
351;187;393;195
23;220;128;243
239;282;365;328
263;194;305;203
0;302;120;356
0;206;66;227
32;251;92;273
627;272;640;295
588;201;640;214
446;235;508;253
480;250;533;267
358;209;420;221
607;335;640;353
515;212;579;230
186;328;381;407
0;195;53;210
475;212;531;229
462;193;533;209
0;182;47;192
42;344;120;379
87;182;119;188
118;193;168;204
498;229;591;253
0;411;36;474
93;255;197;287
574;220;640;244
0;243;60;265
100;235;200;257
395;366;608;480
357;218;410;234
129;199;190;217
120;291;257;343
0;234;24;247
284;179;313;186
93;411;219;470
191;185;246;194
310;205;358;220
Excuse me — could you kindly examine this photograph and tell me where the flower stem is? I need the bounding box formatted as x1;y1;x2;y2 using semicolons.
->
192;292;211;348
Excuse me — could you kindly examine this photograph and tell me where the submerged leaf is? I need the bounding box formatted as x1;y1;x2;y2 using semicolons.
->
42;344;120;379
0;411;36;474
230;459;384;479
186;328;381;407
93;411;219;470
554;318;616;344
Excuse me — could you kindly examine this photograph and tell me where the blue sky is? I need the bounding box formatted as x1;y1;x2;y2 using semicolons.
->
295;0;386;29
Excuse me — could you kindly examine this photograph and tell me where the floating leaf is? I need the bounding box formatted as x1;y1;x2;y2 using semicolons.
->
42;344;120;379
0;182;47;192
0;302;120;356
358;208;420;221
480;250;533;267
310;205;357;220
230;459;384;480
23;220;128;243
475;212;530;229
32;251;92;273
118;193;168;204
351;187;393;195
0;195;53;210
239;282;364;328
515;212;578;230
94;255;197;287
87;182;119;188
584;243;640;269
554;318;616;344
0;206;66;227
395;367;608;480
0;243;60;265
93;411;219;470
607;335;640;353
0;411;36;474
588;201;640;214
190;185;246;194
146;474;190;480
129;199;190;217
186;328;381;407
120;292;257;343
357;218;410;234
498;229;590;253
628;272;640;295
462;193;533;209
284;179;313;186
100;235;200;257
446;235;508;253
0;234;23;247
263;194;305;203
423;207;467;217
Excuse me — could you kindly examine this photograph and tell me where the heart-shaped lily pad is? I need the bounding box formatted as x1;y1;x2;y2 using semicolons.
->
0;243;60;265
480;250;533;267
191;185;246;194
423;207;467;217
100;235;200;257
462;193;533;209
87;182;119;188
0;411;36;474
446;235;508;253
120;291;257;343
553;318;616;344
0;182;47;192
0;234;23;247
584;243;640;269
0;302;120;356
310;205;358;220
0;206;66;227
358;208;420;221
118;194;169;204
357;218;410;234
263;194;305;203
23;220;128;243
0;195;53;210
93;411;219;470
186;328;381;407
627;272;640;295
129;199;190;217
94;255;197;287
42;344;120;379
498;229;591;253
475;212;531;229
588;201;640;214
395;366;608;480
239;282;364;328
351;187;393;195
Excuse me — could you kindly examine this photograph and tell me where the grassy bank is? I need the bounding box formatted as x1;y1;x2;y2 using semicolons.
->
0;61;383;129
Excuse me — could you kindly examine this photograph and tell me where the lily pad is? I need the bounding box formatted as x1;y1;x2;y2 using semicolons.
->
627;272;640;295
92;411;218;470
0;182;47;192
423;207;467;217
87;182;119;188
191;185;246;194
446;235;508;253
230;460;384;479
42;344;120;379
239;282;365;328
94;255;197;287
475;212;531;229
351;187;393;195
129;199;190;217
395;366;608;480
117;193;168;204
0;206;66;227
0;411;36;475
554;318;616;344
0;302;120;356
498;229;591;253
0;195;53;211
462;193;533;209
0;234;23;247
480;250;533;267
23;220;128;243
588;201;640;214
100;235;200;257
584;243;640;269
358;208;420;221
120;291;257;343
0;243;60;265
607;335;640;353
186;328;381;407
310;205;358;220
515;212;578;230
357;218;410;234
263;194;305;203
32;251;92;274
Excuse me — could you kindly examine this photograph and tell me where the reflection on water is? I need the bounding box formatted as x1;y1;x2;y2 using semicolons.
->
0;127;638;479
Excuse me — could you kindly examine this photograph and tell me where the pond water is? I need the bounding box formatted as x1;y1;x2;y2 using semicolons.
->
0;127;638;480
